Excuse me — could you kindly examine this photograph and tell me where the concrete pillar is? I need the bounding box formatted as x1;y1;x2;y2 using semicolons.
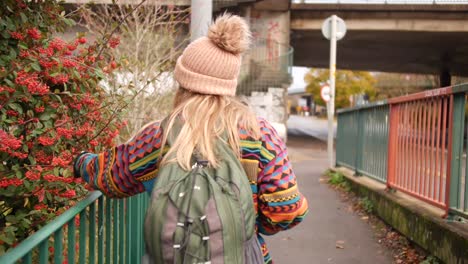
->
440;69;451;87
190;0;212;41
250;9;290;46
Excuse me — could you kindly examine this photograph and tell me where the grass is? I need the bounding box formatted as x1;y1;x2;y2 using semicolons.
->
358;197;374;213
325;170;351;192
420;256;441;264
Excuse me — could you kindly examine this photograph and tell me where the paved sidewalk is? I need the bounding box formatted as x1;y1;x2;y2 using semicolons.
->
264;136;393;264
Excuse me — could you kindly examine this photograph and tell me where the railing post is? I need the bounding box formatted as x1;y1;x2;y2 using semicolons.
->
355;109;363;176
387;104;398;189
335;113;341;167
447;93;465;218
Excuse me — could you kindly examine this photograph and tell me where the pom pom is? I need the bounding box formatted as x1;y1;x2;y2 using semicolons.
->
208;13;251;54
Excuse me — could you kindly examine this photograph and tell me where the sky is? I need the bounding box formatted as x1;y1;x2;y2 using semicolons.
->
289;66;310;94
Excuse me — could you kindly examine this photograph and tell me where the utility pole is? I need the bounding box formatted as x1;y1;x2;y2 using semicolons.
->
322;15;346;168
190;0;212;41
328;16;337;168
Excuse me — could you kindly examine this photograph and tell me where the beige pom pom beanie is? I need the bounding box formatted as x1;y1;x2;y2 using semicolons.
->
174;14;251;96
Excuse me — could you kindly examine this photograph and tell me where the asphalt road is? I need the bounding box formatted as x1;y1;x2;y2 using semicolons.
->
287;115;336;142
264;135;393;264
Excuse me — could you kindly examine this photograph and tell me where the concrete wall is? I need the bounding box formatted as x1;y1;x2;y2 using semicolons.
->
243;88;288;141
250;8;290;46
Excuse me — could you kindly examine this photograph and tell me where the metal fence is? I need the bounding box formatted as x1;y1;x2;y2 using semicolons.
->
336;84;468;218
0;191;149;264
237;40;293;96
336;110;359;169
448;87;468;218
337;102;389;182
387;90;452;210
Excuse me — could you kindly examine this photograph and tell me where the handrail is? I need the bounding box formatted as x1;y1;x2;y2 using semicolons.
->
337;84;468;113
0;191;102;263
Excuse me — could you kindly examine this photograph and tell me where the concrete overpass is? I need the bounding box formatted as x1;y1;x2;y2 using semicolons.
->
290;3;468;82
64;0;468;83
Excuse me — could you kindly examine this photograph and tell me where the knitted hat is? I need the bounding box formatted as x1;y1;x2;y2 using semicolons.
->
174;13;251;96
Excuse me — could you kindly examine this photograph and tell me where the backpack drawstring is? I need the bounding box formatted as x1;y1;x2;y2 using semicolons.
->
176;160;210;264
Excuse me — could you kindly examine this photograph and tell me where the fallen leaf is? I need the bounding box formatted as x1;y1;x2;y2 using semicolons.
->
335;240;345;249
361;216;369;220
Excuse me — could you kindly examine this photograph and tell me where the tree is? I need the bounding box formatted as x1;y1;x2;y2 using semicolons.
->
373;73;438;100
0;0;125;253
305;69;377;109
79;2;190;141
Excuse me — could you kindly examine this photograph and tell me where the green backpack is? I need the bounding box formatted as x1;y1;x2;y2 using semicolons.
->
143;123;264;264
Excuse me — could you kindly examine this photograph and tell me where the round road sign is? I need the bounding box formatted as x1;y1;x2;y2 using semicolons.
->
322;16;347;41
321;85;331;102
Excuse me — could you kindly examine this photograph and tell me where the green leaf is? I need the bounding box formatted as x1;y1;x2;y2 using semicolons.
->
1;30;10;39
8;103;23;114
3;226;18;233
4;78;14;87
9;49;17;60
0;234;14;245
28;156;36;165
45;192;52;202
5;215;18;224
39;112;51;121
64;18;75;27
5;17;15;31
31;62;41;72
95;70;105;79
20;13;28;24
18;42;28;49
21;218;31;225
23;180;31;190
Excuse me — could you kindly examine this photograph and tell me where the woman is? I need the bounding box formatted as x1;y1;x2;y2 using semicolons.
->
74;14;308;264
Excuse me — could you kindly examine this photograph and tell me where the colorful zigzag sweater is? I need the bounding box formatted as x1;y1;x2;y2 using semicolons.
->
74;118;308;263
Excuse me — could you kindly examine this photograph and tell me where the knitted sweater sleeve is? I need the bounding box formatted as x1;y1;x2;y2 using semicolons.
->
255;118;308;235
73;121;163;198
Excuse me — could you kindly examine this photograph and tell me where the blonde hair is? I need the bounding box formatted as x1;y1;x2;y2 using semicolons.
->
160;88;260;171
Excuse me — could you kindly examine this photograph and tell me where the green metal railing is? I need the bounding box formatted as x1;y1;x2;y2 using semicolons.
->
448;90;468;218
336;110;359;169
336;101;389;182
336;84;468;219
0;191;149;264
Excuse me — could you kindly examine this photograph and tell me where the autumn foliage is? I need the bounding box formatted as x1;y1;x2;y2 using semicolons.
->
0;0;125;251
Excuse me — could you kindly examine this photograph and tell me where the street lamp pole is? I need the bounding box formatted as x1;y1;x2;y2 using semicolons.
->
327;15;337;168
190;0;212;41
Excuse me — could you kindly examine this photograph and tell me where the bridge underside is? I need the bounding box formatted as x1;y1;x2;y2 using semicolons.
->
292;30;468;76
291;4;468;76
